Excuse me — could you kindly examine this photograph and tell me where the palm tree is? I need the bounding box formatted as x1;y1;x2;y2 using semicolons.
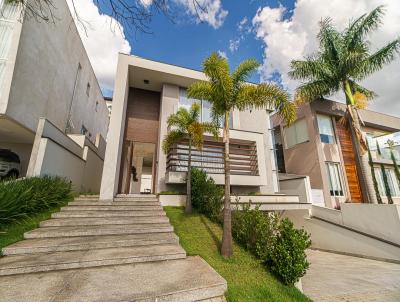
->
187;53;296;257
162;103;218;214
288;6;400;204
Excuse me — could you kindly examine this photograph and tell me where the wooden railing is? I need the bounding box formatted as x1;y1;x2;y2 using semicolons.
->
166;138;259;176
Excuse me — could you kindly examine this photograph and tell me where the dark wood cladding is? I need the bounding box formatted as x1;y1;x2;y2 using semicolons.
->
336;120;363;202
124;88;160;144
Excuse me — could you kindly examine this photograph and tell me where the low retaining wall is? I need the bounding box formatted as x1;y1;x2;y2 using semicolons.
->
284;205;400;263
159;194;186;207
26;118;105;193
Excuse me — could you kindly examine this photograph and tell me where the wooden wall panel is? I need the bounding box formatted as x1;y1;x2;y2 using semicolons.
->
124;88;160;144
336;121;363;202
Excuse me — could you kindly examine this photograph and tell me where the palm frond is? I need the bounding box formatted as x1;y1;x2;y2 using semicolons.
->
202;52;233;109
162;130;185;154
295;79;338;103
289;58;332;81
354;38;400;79
232;59;260;84
345;6;385;49
167;107;190;130
187;81;213;100
236;83;296;125
189;102;201;122
201;121;219;139
348;80;377;100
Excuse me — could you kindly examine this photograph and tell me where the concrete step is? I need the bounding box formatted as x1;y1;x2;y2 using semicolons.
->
0;256;227;301
115;196;158;201
40;216;170;227
68;200;160;206
2;233;179;255
24;224;173;239
52;210;166;218
61;205;163;211
0;244;186;276
74;196;100;201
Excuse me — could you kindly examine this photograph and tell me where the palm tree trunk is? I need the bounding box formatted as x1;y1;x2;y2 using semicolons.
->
344;81;377;204
221;111;233;258
186;137;193;214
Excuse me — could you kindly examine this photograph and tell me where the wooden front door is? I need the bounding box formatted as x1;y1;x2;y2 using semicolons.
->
336;120;363;202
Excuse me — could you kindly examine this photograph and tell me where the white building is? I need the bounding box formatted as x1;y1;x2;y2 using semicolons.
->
0;0;109;178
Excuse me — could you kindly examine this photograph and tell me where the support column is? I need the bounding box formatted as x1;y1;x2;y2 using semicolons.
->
99;54;130;200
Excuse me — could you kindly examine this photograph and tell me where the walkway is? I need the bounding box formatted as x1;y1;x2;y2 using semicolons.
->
0;195;226;301
302;249;400;302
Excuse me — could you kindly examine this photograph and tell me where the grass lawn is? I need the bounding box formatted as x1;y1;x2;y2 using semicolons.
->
165;207;310;302
0;200;70;253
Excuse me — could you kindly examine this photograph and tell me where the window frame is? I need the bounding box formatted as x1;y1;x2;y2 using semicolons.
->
283;118;309;149
317;114;336;144
326;162;345;197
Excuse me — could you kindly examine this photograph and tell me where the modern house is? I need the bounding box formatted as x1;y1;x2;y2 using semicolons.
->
99;54;311;208
0;0;109;178
272;99;400;208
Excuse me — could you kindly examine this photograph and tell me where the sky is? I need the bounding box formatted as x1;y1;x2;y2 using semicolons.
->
67;0;400;117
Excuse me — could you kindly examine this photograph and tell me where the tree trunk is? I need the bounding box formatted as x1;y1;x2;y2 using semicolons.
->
221;111;233;258
186;137;193;214
344;81;377;204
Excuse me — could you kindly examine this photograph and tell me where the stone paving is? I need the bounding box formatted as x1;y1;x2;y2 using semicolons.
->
302;250;400;302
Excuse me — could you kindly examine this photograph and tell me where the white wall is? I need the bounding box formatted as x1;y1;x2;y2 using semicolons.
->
284;207;400;261
27;118;105;192
3;0;108;141
279;176;312;203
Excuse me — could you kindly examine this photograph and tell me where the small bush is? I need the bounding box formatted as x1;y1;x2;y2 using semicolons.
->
158;191;185;195
0;176;72;226
268;218;311;285
233;203;310;285
191;168;223;222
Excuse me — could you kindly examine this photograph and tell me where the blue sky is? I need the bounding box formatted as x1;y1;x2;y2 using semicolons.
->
74;0;400;116
126;0;293;80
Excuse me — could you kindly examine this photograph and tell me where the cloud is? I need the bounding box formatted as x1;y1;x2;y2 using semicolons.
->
238;17;248;31
252;0;400;116
174;0;228;29
66;0;131;93
229;38;240;52
217;50;227;59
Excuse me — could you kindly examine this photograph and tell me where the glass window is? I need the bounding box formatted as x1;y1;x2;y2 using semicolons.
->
179;88;233;128
375;167;400;197
326;162;344;196
317;114;335;144
284;119;308;148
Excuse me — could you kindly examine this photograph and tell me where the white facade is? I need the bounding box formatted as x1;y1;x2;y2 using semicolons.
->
0;0;109;177
100;54;281;200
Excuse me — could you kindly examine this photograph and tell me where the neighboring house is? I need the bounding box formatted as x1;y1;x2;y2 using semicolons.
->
0;0;109;177
99;54;310;208
272;99;400;208
105;97;113;118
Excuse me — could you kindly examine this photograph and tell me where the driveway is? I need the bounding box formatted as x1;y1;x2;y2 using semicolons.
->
302;250;400;302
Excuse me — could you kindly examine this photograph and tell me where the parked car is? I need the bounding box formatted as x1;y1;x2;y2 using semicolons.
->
0;149;21;179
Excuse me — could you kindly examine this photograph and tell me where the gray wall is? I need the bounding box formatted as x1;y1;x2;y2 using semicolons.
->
5;0;108;141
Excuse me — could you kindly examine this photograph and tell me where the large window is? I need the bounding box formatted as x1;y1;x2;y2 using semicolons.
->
326;162;344;196
317;114;335;144
179;88;232;127
374;167;400;197
284;119;308;148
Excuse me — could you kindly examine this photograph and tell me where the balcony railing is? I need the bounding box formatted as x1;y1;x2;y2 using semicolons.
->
166;138;259;176
367;132;400;162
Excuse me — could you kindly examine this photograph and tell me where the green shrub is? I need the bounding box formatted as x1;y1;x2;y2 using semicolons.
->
158;191;185;195
0;176;72;226
232;202;276;259
191;168;223;222
232;202;310;285
268;218;311;285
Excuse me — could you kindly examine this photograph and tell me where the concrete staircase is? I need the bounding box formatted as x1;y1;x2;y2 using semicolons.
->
0;195;227;302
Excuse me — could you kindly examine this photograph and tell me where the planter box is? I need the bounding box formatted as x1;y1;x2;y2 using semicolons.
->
158;194;186;207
